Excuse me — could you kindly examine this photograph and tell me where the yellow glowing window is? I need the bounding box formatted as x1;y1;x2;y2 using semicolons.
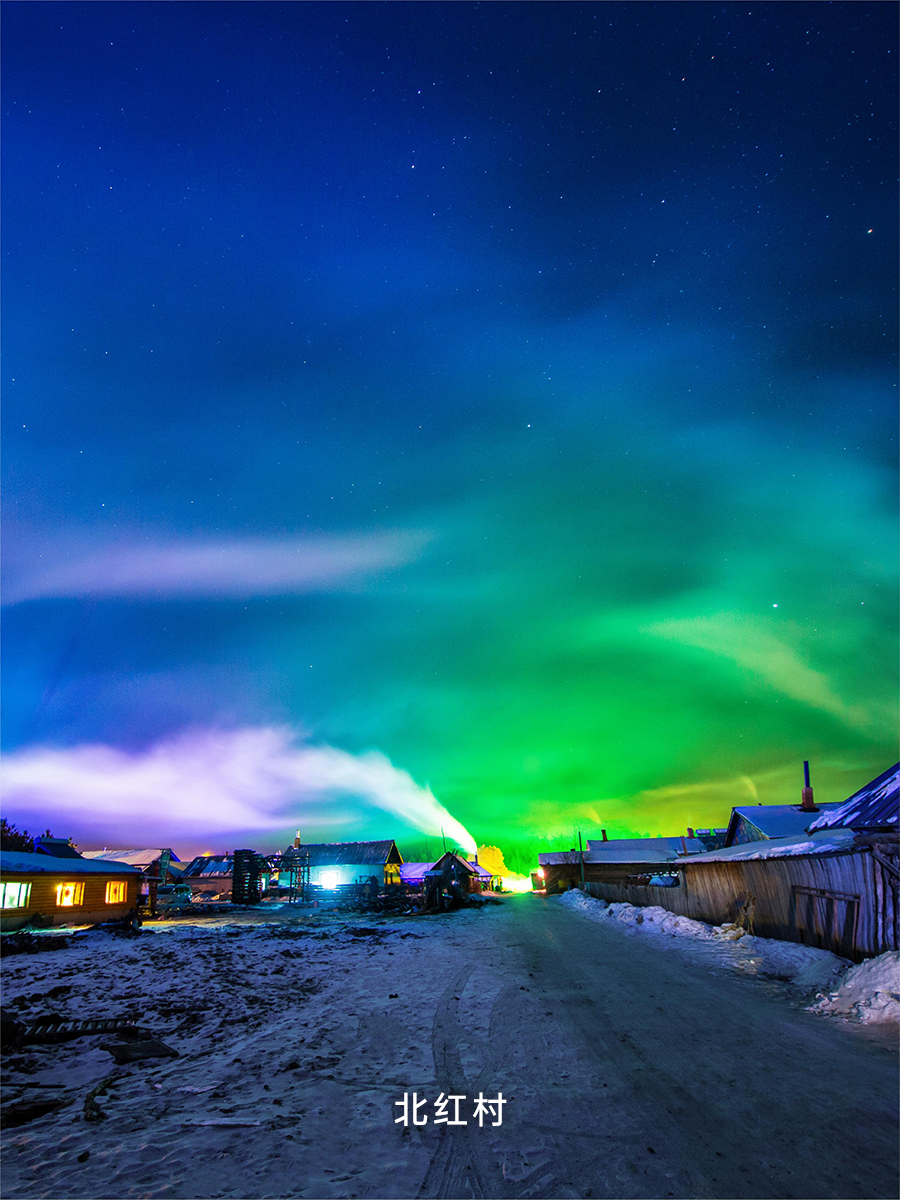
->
105;880;126;904
55;882;85;907
0;882;32;909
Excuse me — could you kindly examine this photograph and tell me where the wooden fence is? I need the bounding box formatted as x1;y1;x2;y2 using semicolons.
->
581;847;898;961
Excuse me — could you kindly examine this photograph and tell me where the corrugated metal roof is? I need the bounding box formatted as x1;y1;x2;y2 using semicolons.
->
181;854;232;878
283;840;401;868
0;851;140;876
584;837;705;862
807;763;900;832
81;849;182;867
726;802;844;843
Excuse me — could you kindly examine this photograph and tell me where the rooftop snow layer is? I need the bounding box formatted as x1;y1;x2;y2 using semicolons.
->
586;836;704;860
81;848;182;866
676;827;858;864
0;850;141;875
726;803;844;842
807;763;899;832
282;840;401;867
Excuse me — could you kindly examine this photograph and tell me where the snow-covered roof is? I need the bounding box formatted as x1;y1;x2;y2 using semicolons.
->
81;849;182;868
675;827;858;864
398;862;432;882
807;763;900;832
585;837;705;862
0;850;141;876
725;802;844;844
283;840;402;867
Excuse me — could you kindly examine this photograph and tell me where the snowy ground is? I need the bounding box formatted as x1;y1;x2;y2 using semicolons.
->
558;889;900;1020
1;897;897;1200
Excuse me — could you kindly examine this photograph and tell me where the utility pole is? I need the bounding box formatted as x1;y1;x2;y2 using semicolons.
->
578;831;585;888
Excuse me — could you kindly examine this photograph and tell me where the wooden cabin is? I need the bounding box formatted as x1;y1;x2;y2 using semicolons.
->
280;839;403;889
0;850;141;931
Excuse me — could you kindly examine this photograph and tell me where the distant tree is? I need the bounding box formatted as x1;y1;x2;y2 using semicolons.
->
476;845;508;877
0;819;35;852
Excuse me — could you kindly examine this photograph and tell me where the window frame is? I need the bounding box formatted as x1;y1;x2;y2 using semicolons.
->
55;881;86;907
0;881;32;909
105;880;127;904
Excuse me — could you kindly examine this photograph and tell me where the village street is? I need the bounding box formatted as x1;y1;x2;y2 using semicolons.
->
2;894;897;1200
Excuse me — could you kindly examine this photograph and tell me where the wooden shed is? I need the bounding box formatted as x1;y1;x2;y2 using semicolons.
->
0;850;141;932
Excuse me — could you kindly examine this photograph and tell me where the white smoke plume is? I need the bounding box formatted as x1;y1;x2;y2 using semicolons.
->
1;727;476;854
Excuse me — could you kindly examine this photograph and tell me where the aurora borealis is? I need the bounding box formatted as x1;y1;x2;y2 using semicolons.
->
3;3;897;866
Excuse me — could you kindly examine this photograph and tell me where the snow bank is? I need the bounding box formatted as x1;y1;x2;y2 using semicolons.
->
557;890;848;989
807;951;900;1025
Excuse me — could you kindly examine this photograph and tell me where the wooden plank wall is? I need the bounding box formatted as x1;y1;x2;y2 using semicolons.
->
581;850;896;961
0;872;140;929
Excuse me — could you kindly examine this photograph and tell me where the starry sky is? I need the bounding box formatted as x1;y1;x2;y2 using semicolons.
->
3;2;897;866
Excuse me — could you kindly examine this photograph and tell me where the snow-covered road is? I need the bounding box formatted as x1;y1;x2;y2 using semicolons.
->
1;895;897;1199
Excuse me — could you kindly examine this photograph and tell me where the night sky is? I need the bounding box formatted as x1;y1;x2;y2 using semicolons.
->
3;2;897;865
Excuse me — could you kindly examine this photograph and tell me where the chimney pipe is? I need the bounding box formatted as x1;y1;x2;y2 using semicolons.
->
601;828;608;842
293;830;302;848
687;827;694;839
800;760;818;812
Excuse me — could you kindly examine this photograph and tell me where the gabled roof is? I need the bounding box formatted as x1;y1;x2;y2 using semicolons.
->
81;849;182;868
34;838;82;860
284;840;403;868
724;802;845;845
429;851;477;875
807;764;900;832
0;851;140;876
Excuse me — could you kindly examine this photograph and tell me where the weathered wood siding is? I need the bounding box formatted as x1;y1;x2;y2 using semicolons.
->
582;849;897;961
0;871;140;931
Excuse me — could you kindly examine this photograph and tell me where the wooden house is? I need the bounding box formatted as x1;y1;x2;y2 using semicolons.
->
539;835;703;894
724;802;845;847
0;850;141;931
400;857;498;893
579;765;899;960
281;839;403;889
422;852;477;908
180;854;234;897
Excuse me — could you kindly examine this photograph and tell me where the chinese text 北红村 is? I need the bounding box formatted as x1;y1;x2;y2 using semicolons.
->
394;1092;506;1127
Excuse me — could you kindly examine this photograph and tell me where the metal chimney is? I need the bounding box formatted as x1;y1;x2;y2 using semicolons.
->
293;830;302;848
800;760;818;812
601;829;608;842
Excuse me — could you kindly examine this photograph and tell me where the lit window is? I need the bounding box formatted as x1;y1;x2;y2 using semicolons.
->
105;880;126;904
320;870;340;889
0;882;32;909
55;882;85;907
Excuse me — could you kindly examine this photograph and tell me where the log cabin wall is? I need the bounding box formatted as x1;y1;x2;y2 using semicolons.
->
0;872;140;931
